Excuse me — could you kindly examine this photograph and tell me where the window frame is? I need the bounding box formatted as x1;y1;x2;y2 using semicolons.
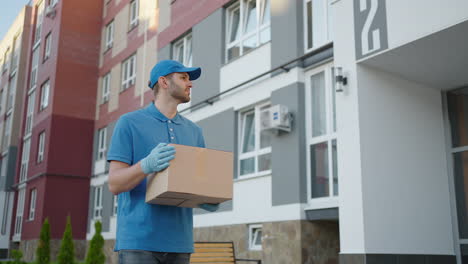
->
238;101;272;179
129;0;139;29
37;131;46;163
93;186;103;220
30;47;40;88
25;90;36;137
121;54;136;91
28;189;37;221
303;0;333;53
101;73;111;104
105;21;114;50
39;80;50;111
43;32;52;61
172;33;193;67
13;187;26;239
20;139;31;183
225;0;271;63
34;1;45;46
248;224;263;251
305;63;339;209
97;127;107;161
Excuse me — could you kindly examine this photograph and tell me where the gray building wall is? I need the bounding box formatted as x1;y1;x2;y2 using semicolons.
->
101;183;113;232
271;82;307;205
195;109;236;213
5;147;17;190
191;9;224;106
87;186;94;233
270;0;304;69
157;45;171;62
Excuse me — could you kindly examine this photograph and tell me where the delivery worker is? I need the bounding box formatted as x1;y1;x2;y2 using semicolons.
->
107;60;219;264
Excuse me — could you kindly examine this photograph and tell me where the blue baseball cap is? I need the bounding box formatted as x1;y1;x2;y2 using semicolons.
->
148;60;201;89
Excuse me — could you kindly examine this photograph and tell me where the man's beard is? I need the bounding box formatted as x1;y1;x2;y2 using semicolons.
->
169;82;190;103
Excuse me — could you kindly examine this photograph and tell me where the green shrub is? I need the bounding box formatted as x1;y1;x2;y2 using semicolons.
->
84;221;105;264
56;215;75;264
36;218;51;264
10;249;26;264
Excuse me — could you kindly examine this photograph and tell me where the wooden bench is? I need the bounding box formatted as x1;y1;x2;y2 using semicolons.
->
191;242;262;264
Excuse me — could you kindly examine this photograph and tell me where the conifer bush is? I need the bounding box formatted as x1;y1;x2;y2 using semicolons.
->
56;215;75;264
84;221;105;264
35;218;51;264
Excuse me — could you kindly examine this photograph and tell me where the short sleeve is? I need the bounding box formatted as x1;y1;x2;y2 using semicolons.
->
197;126;206;148
107;116;133;165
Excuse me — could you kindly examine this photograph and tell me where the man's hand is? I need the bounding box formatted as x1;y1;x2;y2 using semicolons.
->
199;203;220;212
141;143;176;174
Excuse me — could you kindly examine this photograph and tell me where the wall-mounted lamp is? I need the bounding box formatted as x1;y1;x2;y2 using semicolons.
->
334;67;347;93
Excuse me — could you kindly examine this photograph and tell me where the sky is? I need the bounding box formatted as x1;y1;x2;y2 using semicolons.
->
0;1;31;41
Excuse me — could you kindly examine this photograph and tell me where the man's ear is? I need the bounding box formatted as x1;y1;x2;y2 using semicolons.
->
158;76;167;88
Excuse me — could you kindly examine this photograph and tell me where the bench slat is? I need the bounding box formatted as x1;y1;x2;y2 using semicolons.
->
194;243;233;248
194;248;233;253
192;252;234;258
190;257;235;262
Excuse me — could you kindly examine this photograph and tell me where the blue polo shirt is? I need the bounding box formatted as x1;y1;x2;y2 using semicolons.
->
107;102;205;253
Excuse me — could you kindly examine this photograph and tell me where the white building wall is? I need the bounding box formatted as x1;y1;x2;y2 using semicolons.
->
385;0;468;51
357;65;454;254
333;0;367;254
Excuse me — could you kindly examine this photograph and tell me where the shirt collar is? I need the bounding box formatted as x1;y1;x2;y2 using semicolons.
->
146;103;182;124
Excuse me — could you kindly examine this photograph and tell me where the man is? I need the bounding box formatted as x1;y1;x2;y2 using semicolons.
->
107;60;219;264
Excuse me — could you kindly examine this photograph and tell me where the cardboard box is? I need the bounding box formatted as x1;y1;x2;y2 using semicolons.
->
145;144;233;208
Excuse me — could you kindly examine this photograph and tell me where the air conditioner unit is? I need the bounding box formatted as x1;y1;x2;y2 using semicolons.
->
45;6;56;18
260;104;292;133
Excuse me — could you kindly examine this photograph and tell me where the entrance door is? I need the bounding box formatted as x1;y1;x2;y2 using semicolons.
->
446;88;468;264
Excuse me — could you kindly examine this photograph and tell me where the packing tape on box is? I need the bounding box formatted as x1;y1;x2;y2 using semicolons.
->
195;148;207;180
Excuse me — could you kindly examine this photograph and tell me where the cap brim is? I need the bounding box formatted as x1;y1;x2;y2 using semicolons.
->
181;67;201;81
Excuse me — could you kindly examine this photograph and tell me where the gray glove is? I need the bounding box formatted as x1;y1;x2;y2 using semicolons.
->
141;143;175;174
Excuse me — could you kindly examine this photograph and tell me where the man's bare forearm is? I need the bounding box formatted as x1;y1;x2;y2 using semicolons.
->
108;161;147;195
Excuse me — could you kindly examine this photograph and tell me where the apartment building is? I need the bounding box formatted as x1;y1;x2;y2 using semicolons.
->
0;6;33;259
8;0;103;261
88;0;468;264
0;0;466;263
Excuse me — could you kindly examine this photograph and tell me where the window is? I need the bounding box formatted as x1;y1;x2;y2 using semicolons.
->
304;0;333;51
14;188;25;238
248;225;262;250
3;114;12;153
28;189;37;221
101;73;110;104
238;102;272;177
25;91;36;136
93;186;103;219
306;66;338;199
121;54;136;91
30;48;40;88
11;36;20;73
44;32;51;61
225;0;271;62
40;80;50;111
105;21;114;50
112;195;118;216
172;33;192;67
49;0;58;7
0;89;3;112
20;139;31;183
129;0;139;29
97;127;107;160
7;74;17;111
2;48;10;73
37;131;46;163
34;1;45;46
